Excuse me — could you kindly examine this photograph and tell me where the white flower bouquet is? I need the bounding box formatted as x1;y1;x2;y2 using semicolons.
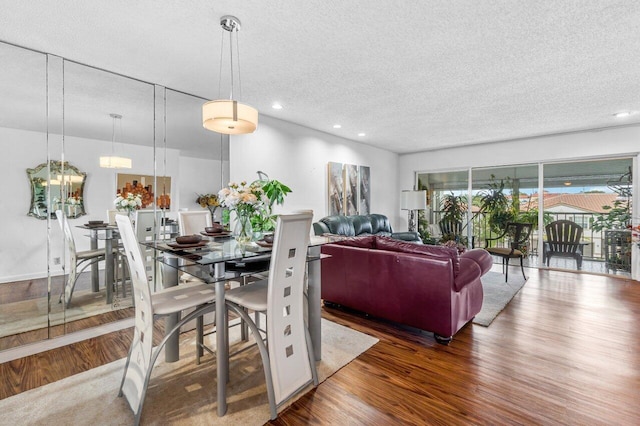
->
218;181;267;216
114;193;143;212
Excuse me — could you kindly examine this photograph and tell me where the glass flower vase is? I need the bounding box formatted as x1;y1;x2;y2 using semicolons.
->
233;211;253;245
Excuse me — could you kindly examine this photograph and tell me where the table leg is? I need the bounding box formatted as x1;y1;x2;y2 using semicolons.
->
307;246;322;362
104;229;114;304
215;263;228;417
90;229;99;292
163;256;180;363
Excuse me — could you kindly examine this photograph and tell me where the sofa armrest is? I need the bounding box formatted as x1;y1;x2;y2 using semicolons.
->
460;248;493;276
313;221;330;236
454;257;482;292
390;231;423;243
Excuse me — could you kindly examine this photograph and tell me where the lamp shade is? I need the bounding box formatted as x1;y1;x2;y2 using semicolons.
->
400;190;427;210
202;99;258;134
99;156;132;169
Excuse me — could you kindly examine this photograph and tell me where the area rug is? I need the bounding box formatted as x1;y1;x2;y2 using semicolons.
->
473;270;527;327
0;318;378;425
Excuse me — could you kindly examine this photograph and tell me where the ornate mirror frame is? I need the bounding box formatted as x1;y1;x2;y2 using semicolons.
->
27;160;87;219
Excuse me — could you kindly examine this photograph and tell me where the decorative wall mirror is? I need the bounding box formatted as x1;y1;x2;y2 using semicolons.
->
27;160;86;219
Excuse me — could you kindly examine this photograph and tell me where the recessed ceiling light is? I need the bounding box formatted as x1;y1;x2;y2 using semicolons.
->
333;124;341;129
564;181;572;186
272;103;283;110
613;111;636;118
358;132;366;137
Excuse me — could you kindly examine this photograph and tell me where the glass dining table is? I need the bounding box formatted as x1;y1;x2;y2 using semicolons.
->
140;233;329;417
76;223;118;304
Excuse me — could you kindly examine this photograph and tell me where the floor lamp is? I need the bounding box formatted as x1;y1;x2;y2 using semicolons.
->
400;190;427;232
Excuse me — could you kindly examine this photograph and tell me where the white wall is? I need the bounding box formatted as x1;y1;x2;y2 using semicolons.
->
398;126;640;188
229;114;400;229
178;156;225;212
0;126;221;282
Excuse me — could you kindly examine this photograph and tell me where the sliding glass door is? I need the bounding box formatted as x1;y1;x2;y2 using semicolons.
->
471;164;539;257
418;158;634;278
542;158;633;275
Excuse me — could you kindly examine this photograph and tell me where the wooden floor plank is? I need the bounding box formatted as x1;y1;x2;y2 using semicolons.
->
1;268;639;425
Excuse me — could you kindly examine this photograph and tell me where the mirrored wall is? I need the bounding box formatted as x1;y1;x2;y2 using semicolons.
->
0;41;228;352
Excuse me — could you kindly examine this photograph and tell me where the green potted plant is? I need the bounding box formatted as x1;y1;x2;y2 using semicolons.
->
478;175;515;234
250;173;292;235
439;192;468;244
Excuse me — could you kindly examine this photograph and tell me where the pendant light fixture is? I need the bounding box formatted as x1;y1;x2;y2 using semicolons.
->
202;15;258;134
100;113;132;169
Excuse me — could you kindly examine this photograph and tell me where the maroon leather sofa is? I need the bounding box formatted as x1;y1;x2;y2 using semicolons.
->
321;236;493;344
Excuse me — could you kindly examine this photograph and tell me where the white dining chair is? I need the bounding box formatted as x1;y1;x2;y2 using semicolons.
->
56;209;106;307
178;210;212;236
135;210;162;288
115;214;217;426
106;209;128;225
224;211;318;419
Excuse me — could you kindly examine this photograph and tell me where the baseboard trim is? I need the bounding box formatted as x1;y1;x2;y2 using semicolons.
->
0;318;134;364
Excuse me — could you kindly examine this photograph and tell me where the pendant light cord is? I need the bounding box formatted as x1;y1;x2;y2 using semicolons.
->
217;28;224;99
229;25;234;99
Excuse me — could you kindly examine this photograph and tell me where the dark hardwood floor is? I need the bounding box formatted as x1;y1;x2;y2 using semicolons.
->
1;268;639;425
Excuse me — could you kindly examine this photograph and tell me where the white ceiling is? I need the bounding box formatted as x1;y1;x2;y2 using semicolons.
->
1;0;640;154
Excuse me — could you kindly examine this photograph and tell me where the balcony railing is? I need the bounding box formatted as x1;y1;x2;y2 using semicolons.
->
428;211;631;271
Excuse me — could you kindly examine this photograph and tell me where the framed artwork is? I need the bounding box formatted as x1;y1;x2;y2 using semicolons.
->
327;162;344;215
344;164;359;215
359;165;370;215
116;173;172;209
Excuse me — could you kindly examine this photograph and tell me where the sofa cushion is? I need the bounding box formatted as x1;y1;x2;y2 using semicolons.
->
332;235;377;249
320;215;355;236
351;215;373;235
375;237;460;276
368;214;391;234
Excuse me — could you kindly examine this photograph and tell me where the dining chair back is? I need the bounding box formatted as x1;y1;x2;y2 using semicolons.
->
224;211;318;419
484;222;532;282
135;210;162;287
56;209;105;307
178;210;212;235
115;214;217;425
106;209;128;225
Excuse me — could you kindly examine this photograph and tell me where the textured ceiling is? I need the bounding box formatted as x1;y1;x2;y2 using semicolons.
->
1;0;639;154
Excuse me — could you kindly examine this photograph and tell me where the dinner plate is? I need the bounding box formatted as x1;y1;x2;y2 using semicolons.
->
200;231;231;237
255;240;273;248
167;241;208;249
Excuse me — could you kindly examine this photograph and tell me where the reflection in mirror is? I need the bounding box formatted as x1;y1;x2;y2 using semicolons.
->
0;42;50;351
27;160;86;219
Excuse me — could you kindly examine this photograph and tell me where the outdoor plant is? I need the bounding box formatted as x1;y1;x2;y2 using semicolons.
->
439;192;468;244
590;199;631;231
441;192;467;223
478;175;515;233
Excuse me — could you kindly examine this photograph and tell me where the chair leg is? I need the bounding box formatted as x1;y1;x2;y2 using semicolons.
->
505;258;509;282
226;302;278;420
196;315;204;365
519;256;527;280
304;324;319;386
